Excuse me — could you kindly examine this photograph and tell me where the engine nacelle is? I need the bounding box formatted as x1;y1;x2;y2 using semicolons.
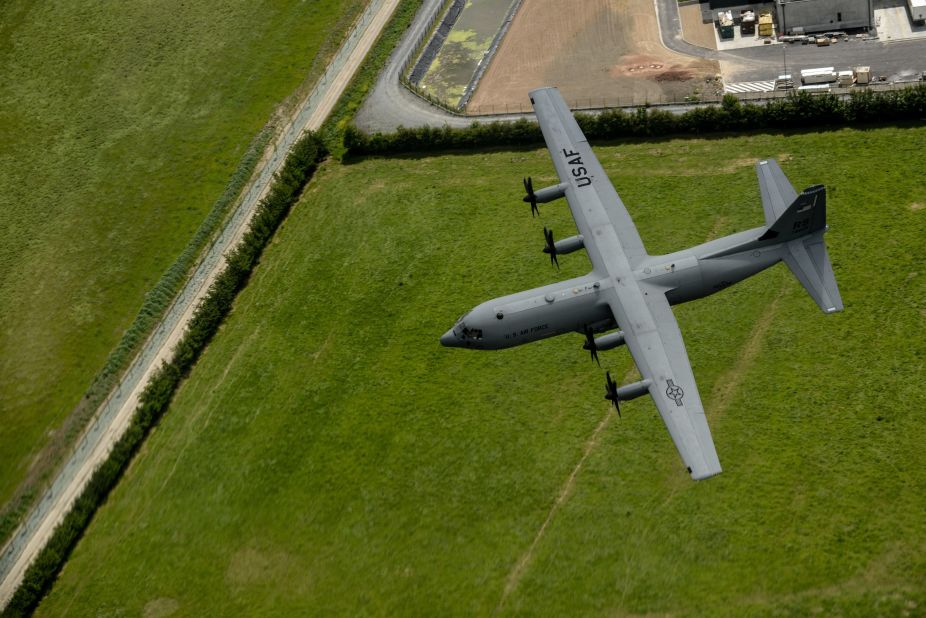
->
616;379;651;402
550;234;584;255
534;183;568;203
593;330;625;351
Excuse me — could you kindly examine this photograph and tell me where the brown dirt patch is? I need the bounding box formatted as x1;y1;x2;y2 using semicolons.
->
468;0;719;113
911;202;924;211
679;2;717;50
143;598;180;618
226;545;302;588
655;69;694;81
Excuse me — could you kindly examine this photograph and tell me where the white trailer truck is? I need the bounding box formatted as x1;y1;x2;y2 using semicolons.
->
800;67;837;85
909;0;926;25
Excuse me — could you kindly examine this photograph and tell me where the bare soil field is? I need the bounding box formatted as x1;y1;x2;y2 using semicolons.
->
680;2;717;50
468;0;720;113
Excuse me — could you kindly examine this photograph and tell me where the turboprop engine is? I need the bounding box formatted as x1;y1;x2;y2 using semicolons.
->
542;228;584;268
582;326;625;365
522;177;567;217
604;374;651;416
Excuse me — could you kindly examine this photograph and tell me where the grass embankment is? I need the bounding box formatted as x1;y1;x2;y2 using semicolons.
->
0;0;364;529
320;0;425;157
39;128;926;615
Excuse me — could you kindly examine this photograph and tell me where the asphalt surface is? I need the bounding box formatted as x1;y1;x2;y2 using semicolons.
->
723;38;926;82
653;0;926;81
355;0;523;131
654;0;720;59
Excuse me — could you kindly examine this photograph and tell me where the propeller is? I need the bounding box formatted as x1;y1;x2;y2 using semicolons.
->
583;325;600;366
523;177;539;217
604;371;621;417
542;227;559;269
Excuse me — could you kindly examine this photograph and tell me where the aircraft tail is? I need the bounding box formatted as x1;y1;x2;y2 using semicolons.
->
760;184;843;313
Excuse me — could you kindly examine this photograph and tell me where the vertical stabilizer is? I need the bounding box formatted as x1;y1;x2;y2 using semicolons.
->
756;159;798;226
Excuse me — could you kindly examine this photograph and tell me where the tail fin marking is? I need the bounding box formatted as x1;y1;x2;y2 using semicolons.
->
758;184;827;243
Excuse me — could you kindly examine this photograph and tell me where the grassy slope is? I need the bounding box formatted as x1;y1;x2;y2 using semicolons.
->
38;128;926;615
0;0;364;506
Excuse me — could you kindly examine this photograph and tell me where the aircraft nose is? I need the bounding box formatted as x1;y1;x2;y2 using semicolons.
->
440;328;458;347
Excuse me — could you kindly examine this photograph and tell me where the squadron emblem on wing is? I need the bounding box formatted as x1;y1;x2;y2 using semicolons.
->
665;379;684;407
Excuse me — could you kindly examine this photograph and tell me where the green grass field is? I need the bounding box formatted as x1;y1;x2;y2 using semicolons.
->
38;127;926;615
0;0;365;510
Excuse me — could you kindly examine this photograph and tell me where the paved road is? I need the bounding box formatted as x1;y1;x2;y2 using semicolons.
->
0;0;399;608
653;0;720;59
723;38;926;82
355;0;521;131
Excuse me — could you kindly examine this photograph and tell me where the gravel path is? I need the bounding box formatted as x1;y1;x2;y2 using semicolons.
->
0;0;399;608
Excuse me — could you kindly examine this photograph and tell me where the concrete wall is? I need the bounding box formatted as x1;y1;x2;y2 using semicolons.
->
776;0;872;33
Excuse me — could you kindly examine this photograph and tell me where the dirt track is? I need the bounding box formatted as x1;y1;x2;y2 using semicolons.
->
469;0;719;112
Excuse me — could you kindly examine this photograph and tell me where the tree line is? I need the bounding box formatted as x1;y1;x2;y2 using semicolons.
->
344;86;926;156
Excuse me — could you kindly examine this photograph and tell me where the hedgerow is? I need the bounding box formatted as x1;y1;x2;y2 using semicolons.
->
2;132;327;618
343;85;926;156
318;0;426;157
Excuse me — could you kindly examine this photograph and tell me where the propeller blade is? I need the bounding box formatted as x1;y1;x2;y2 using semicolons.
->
584;325;600;366
523;177;539;217
543;227;559;269
604;371;621;417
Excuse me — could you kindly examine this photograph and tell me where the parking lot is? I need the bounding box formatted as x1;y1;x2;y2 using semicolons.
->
874;0;926;40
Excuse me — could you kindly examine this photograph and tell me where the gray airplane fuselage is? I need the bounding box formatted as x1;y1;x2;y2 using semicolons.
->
440;226;781;350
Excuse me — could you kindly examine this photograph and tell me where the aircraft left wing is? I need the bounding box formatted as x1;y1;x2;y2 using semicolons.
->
530;87;649;268
602;282;722;480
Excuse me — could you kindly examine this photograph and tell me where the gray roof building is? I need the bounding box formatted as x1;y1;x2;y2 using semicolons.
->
776;0;873;34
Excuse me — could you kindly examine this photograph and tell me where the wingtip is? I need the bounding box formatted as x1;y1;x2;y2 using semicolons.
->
528;86;558;99
689;463;723;481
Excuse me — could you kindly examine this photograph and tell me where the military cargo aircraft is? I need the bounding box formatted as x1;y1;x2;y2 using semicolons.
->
440;87;843;480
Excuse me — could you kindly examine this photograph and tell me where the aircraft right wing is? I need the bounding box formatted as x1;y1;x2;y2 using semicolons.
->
601;282;722;480
756;159;797;226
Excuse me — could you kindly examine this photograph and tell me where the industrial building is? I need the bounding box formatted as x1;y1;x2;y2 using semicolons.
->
704;0;873;35
775;0;873;34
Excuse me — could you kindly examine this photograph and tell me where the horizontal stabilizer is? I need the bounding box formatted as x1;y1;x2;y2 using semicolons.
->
783;231;844;313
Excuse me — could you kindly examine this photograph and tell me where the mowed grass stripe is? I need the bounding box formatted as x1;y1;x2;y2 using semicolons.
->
39;128;926;615
0;0;365;508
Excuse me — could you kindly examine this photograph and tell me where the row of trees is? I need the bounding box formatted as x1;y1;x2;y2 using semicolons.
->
4;133;328;617
344;86;926;156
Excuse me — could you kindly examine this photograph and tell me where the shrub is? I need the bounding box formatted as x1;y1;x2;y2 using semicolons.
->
344;84;926;157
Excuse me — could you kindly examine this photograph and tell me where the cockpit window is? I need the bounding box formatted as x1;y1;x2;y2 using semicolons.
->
457;321;483;340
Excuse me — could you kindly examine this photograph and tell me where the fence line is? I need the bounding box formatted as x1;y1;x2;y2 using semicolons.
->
456;0;525;110
402;0;456;83
463;80;926;116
